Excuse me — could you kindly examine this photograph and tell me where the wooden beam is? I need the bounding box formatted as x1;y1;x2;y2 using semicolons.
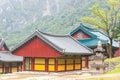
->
31;57;34;71
17;63;19;72
85;56;89;68
2;63;4;73
45;58;48;72
65;59;67;71
80;56;82;70
55;59;58;72
73;59;75;70
10;63;12;73
22;58;25;71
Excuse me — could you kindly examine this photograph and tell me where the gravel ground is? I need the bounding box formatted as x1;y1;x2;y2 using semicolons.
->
0;71;91;80
1;71;120;80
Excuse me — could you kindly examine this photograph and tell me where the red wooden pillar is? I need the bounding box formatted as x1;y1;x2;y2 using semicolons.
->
22;58;25;71
20;62;22;71
73;59;75;70
55;59;58;72
31;57;34;71
2;63;4;73
17;63;19;72
85;56;89;68
80;57;82;70
10;63;12;73
45;58;48;72
18;62;22;72
65;59;67;71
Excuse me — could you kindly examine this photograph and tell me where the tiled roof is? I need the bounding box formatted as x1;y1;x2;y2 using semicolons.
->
70;24;119;48
78;38;106;47
0;39;5;49
70;25;97;38
91;30;119;47
12;30;93;55
0;39;9;50
0;51;23;62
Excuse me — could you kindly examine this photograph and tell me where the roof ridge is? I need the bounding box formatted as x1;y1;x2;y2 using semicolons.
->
70;24;97;38
93;30;109;37
82;25;94;30
0;39;5;49
37;30;69;37
11;31;64;53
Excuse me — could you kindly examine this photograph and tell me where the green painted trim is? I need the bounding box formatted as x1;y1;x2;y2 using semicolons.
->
70;25;97;38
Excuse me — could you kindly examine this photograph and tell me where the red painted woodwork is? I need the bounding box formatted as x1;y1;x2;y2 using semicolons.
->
17;64;19;72
114;49;120;57
85;56;89;68
13;37;63;58
114;41;120;57
2;63;4;73
65;59;67;71
31;58;34;71
72;30;90;39
80;58;82;70
22;58;25;71
0;47;7;51
45;58;48;72
73;59;75;70
55;59;58;72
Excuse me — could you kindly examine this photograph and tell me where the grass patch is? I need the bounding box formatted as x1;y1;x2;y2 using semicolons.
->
106;68;120;74
105;57;120;62
105;57;120;74
115;64;120;68
86;77;120;80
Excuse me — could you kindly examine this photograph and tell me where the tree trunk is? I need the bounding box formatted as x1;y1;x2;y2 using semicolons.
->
109;38;113;58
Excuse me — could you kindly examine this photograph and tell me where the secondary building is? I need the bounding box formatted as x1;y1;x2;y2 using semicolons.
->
70;24;120;57
12;30;93;72
0;39;23;73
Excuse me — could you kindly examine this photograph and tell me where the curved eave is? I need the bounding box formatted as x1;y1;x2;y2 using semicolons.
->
70;25;97;38
11;31;63;53
0;60;23;62
39;31;93;55
12;30;93;57
78;38;106;47
69;35;93;53
63;52;93;55
16;55;63;58
0;51;23;62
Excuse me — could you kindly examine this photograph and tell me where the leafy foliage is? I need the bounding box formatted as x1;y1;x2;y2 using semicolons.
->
82;0;120;57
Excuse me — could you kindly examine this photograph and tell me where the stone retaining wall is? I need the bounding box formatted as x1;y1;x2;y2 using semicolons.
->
105;62;120;72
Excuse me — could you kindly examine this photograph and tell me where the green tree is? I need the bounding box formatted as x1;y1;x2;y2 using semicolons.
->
82;0;120;58
114;21;120;39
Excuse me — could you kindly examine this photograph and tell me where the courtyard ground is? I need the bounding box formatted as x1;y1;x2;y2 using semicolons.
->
1;71;120;80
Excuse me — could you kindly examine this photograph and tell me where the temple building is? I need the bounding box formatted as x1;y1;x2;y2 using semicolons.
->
0;39;23;73
70;24;120;57
12;30;93;72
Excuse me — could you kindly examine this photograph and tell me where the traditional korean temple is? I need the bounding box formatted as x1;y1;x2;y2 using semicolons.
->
0;39;23;73
12;30;93;72
70;24;120;57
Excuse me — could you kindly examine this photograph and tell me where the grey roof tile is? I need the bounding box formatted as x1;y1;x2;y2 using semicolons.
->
12;30;93;55
0;51;23;62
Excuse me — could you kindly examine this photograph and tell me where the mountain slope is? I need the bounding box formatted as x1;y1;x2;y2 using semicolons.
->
0;0;106;48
